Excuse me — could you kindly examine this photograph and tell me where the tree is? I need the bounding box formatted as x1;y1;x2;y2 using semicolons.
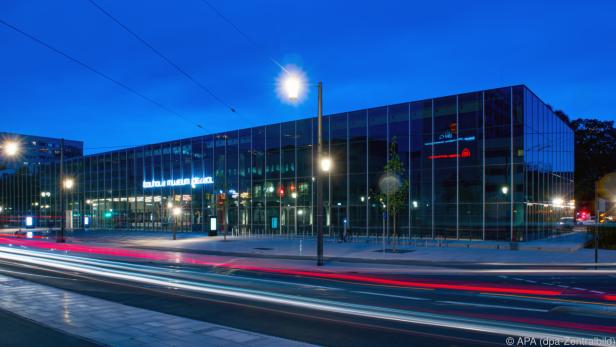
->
570;118;616;211
375;137;409;251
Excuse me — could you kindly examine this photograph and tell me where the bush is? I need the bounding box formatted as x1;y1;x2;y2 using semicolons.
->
585;225;616;250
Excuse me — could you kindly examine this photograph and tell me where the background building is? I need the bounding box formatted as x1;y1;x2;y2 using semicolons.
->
0;132;83;227
0;86;574;241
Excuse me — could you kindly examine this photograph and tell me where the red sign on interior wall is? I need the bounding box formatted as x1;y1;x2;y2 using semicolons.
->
460;147;470;158
429;148;471;160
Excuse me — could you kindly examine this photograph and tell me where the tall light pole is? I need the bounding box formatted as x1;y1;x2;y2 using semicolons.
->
167;199;173;233
215;134;229;241
1;140;20;227
224;135;228;241
58;139;66;243
594;181;599;264
57;138;76;243
279;68;329;266
497;185;508;241
172;205;181;241
56;139;66;243
59;177;74;243
316;81;324;266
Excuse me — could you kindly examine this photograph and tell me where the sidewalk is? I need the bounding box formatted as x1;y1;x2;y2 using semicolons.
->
128;235;616;266
0;308;98;347
0;274;313;347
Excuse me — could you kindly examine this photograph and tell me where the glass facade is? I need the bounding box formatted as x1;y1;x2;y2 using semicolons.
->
0;86;574;241
0;133;83;227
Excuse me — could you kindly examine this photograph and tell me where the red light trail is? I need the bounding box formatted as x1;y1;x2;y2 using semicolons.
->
0;236;570;297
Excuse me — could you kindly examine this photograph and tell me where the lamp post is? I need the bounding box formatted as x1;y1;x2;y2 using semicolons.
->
1;140;19;227
59;177;74;243
172;205;181;241
57;139;67;242
57;139;76;243
497;185;508;241
316;81;325;266
279;69;328;266
215;134;229;241
594;181;599;264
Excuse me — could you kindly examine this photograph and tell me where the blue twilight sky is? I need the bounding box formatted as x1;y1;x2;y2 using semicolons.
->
1;0;615;154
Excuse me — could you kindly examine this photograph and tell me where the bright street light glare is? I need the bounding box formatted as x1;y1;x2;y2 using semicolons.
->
63;178;74;190
284;75;301;100
552;197;564;207
3;141;19;157
173;207;182;216
276;65;307;103
501;186;509;195
320;157;332;172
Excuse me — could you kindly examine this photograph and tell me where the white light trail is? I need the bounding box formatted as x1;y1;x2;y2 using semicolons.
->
0;246;611;346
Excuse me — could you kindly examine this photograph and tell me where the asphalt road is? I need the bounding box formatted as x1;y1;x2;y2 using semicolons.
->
0;243;615;347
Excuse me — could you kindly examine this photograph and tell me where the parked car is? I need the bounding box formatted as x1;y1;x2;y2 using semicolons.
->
13;229;52;239
557;217;575;230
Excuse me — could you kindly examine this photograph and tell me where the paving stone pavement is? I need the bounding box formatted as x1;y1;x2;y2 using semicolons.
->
0;274;315;347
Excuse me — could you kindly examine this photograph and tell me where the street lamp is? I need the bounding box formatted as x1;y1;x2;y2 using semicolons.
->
215;134;229;240
283;74;303;101
278;66;307;104
552;197;564;208
172;206;182;240
279;67;326;266
63;178;74;190
3;140;20;157
56;138;70;243
320;157;332;173
497;185;508;241
1;140;19;225
58;175;74;243
500;186;509;195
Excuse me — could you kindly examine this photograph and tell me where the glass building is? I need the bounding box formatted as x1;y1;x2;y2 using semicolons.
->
0;86;574;241
0;132;83;227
